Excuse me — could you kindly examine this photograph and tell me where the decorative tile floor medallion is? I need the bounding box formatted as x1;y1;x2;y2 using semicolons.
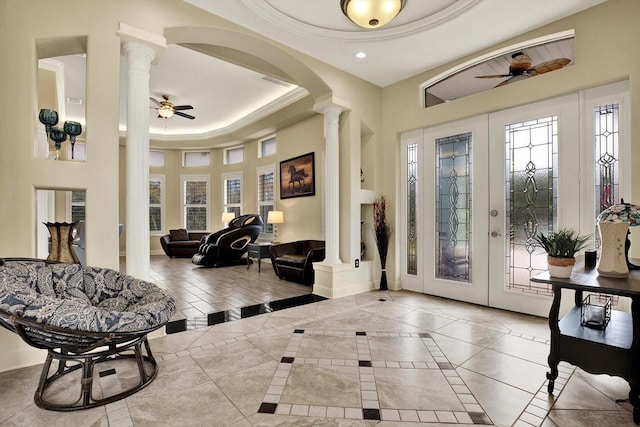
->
257;329;494;424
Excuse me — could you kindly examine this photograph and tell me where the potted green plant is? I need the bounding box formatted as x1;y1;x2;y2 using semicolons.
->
534;228;591;278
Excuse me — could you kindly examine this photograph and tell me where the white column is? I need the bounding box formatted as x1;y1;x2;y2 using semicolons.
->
122;42;155;280
323;105;343;265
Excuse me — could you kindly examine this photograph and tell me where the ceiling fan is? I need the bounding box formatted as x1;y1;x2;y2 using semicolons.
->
149;95;195;120
475;52;571;87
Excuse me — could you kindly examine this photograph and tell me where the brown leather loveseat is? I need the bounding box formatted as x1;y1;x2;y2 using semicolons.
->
269;240;325;285
160;229;209;258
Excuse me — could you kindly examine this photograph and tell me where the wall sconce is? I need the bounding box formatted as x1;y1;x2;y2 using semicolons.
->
596;199;640;278
267;210;284;243
38;109;83;160
340;0;406;29
221;212;235;227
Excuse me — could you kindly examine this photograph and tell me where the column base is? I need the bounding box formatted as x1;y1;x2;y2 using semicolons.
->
312;260;375;299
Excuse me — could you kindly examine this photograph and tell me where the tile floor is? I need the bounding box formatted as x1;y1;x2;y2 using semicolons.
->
0;259;636;426
128;255;314;330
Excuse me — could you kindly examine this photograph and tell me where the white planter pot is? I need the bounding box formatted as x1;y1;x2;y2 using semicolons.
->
547;256;575;279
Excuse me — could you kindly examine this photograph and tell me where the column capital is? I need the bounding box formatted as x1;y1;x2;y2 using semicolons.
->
322;104;343;118
121;42;156;70
117;23;166;64
313;94;351;114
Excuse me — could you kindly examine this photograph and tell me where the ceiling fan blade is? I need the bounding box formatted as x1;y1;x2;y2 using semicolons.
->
175;111;196;120
150;97;161;106
475;74;510;79
529;58;571;76
173;105;193;111
157;114;163;119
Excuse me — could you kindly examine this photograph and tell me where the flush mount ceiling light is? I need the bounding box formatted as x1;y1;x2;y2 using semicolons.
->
341;0;406;29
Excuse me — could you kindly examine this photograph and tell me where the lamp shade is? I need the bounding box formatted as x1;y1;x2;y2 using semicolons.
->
597;202;640;226
267;210;284;224
221;212;235;223
340;0;406;29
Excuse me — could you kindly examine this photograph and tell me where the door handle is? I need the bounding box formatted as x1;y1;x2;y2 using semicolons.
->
491;231;501;237
490;210;499;217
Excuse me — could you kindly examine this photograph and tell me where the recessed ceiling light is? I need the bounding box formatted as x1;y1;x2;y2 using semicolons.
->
356;51;366;59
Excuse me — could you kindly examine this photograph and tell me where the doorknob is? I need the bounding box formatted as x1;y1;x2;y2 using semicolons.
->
490;210;499;217
491;231;501;237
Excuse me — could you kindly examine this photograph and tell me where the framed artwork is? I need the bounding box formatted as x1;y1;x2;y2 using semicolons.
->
280;152;315;199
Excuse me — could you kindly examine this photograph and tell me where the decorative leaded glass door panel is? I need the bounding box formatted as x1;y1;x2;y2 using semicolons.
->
401;116;490;305
488;94;581;316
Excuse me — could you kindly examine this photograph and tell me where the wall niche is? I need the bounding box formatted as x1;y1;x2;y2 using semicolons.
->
36;36;87;161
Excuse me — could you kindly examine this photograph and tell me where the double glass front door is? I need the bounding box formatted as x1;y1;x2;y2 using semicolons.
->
401;84;629;316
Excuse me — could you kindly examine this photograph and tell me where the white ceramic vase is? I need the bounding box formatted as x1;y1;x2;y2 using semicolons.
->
597;221;629;278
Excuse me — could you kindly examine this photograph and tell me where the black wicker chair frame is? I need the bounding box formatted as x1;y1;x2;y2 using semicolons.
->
0;310;160;411
0;258;174;411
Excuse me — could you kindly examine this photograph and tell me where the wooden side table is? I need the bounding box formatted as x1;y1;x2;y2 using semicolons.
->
531;257;640;424
247;242;272;272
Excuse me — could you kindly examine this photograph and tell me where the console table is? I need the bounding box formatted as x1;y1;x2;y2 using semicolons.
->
531;258;640;424
247;242;271;272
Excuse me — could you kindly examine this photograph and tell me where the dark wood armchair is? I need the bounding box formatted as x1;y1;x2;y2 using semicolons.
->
269;240;325;285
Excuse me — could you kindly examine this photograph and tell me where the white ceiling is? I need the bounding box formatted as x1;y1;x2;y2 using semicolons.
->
45;0;606;144
121;44;306;140
185;0;604;87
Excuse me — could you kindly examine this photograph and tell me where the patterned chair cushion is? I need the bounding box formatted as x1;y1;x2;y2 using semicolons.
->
0;260;176;333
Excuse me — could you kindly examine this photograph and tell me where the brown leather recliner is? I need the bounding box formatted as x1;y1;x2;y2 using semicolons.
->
269;240;325;285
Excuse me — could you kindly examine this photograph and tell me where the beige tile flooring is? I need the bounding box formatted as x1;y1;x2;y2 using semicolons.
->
0;259;636;426
131;255;313;328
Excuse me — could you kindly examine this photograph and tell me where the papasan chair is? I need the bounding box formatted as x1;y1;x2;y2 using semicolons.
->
0;258;176;411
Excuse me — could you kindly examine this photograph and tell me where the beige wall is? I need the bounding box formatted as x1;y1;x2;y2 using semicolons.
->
119;114;326;254
0;0;380;371
381;0;640;285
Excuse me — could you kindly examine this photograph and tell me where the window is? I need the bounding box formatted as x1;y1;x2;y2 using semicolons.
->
406;143;418;275
183;151;210;167
181;175;209;231
435;133;472;282
149;175;165;235
224;146;244;165
594;103;620;217
150;150;165;167
69;190;85;223
222;172;242;217
260;136;276;158
257;165;275;233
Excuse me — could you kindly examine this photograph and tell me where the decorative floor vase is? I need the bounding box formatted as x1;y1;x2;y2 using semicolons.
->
45;222;80;264
597;221;630;278
379;269;388;291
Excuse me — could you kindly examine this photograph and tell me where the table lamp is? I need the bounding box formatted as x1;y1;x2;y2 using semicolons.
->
267;210;284;243
596;199;640;278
